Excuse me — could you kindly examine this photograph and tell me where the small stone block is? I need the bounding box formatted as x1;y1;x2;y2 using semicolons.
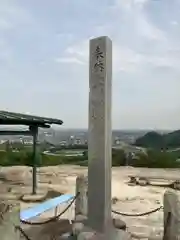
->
72;222;84;236
111;197;119;205
113;229;131;240
138;177;149;186
75;214;88;223
128;177;138;186
0;200;20;240
173;180;180;190
78;231;95;240
112;218;126;230
129;177;137;183
164;189;180;239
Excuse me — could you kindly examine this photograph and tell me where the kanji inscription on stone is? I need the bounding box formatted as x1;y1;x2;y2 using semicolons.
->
94;46;104;72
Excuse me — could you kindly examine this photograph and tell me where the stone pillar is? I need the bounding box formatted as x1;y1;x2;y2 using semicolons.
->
75;175;88;217
0;200;20;240
163;189;180;240
88;36;112;232
72;36;131;240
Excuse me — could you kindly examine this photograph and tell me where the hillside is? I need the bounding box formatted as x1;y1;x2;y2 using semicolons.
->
134;130;180;149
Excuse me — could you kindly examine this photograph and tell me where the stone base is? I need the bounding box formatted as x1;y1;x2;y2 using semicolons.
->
72;215;130;239
73;215;127;231
72;218;130;239
77;226;131;240
20;190;48;202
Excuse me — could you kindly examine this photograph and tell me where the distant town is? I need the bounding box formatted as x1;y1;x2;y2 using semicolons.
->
0;128;150;146
0;128;170;154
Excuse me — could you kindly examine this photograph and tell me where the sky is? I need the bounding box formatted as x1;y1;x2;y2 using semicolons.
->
0;0;180;130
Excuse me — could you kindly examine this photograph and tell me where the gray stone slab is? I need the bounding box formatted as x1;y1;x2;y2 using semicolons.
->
88;36;112;233
163;189;180;239
0;200;20;240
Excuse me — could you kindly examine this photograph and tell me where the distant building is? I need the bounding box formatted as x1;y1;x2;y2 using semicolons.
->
114;138;121;145
0;140;7;144
9;139;23;144
74;139;82;145
24;139;33;145
59;140;67;146
69;136;75;145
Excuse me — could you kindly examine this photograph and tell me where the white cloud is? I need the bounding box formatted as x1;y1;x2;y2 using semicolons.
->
66;41;89;58
0;19;11;30
57;37;180;74
0;2;33;29
136;14;165;41
112;0;166;43
113;45;143;72
0;0;180;129
171;21;178;26
55;57;85;65
0;1;36;67
55;40;89;66
115;0;149;10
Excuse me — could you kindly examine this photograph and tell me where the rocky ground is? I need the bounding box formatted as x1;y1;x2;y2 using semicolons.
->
0;165;179;239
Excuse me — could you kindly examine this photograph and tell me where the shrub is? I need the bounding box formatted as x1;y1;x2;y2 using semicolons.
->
0;147;179;169
112;149;126;166
133;150;180;168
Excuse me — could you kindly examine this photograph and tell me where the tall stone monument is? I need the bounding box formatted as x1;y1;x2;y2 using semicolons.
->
88;36;112;232
73;36;131;240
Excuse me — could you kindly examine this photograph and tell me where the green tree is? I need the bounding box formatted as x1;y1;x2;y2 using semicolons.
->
112;149;126;166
